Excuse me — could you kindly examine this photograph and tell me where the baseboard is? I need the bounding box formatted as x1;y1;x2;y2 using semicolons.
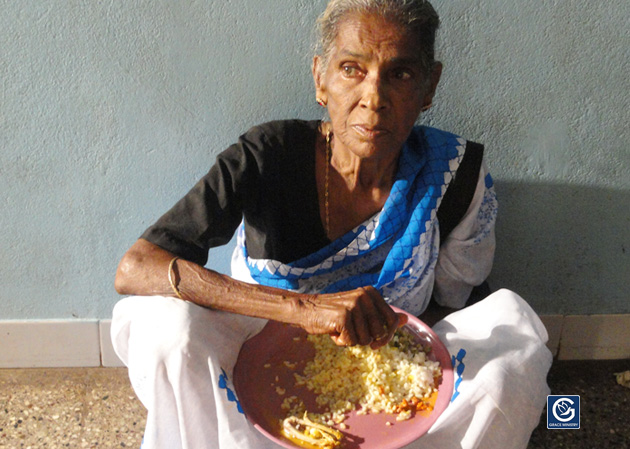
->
1;314;629;368
99;320;125;367
0;320;123;368
540;314;630;360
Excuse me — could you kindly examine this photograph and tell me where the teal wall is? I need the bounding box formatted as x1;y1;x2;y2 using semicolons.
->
1;1;628;319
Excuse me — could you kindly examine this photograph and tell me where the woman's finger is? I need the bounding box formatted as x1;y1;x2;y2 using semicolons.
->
352;299;375;346
332;314;358;347
356;288;389;343
360;287;409;349
364;287;401;331
371;313;407;349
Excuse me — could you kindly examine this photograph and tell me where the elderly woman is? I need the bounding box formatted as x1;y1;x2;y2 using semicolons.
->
113;1;551;448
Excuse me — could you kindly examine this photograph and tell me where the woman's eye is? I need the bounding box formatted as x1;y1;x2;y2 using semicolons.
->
342;65;360;77
392;68;412;80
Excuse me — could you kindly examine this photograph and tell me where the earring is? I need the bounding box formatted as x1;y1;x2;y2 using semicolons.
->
317;98;327;107
421;102;433;112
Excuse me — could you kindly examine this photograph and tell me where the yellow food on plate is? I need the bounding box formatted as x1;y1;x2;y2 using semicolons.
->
283;328;442;427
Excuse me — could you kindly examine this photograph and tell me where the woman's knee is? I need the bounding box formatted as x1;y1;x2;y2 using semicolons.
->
112;295;203;364
112;295;268;375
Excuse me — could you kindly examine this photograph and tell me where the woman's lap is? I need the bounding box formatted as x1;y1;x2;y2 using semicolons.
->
111;295;275;449
111;289;551;449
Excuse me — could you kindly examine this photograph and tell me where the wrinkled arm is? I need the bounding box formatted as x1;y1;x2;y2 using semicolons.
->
433;163;497;309
115;238;405;348
114;238;301;320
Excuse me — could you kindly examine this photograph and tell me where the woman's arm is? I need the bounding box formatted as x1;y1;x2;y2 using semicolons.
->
115;238;405;348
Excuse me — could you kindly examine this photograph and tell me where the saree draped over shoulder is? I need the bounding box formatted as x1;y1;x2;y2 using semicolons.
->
233;126;497;316
111;124;551;449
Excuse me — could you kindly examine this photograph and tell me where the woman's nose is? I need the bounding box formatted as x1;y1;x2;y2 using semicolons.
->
359;75;388;111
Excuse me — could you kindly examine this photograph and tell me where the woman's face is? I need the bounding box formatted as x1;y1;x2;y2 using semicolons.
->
314;13;441;160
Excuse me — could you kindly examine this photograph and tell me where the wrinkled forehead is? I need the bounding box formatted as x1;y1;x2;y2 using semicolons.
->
331;12;423;64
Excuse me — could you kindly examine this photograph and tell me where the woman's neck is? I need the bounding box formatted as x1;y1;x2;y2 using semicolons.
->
331;148;398;192
323;121;400;193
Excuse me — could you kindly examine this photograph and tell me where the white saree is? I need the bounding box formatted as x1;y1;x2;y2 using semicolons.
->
111;290;551;449
111;126;551;448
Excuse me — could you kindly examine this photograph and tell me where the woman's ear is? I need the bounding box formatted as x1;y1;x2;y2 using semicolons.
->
422;61;443;107
312;55;327;104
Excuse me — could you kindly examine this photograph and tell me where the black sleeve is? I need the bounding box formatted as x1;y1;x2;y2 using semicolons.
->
140;126;268;266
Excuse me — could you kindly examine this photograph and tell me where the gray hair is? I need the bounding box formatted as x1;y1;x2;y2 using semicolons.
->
316;0;440;74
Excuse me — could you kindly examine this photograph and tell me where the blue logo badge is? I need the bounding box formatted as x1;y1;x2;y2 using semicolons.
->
547;395;580;429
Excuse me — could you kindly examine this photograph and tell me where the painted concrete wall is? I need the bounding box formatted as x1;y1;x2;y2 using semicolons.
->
1;0;628;320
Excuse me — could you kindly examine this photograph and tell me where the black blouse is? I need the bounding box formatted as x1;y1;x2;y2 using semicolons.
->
141;120;330;266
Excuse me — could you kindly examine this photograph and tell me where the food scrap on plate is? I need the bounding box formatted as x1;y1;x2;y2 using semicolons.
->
282;412;342;449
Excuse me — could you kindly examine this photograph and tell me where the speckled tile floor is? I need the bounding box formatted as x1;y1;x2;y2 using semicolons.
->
1;360;628;448
0;368;146;448
528;359;630;449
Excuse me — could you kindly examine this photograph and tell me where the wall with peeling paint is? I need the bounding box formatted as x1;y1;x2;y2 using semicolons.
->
1;0;628;319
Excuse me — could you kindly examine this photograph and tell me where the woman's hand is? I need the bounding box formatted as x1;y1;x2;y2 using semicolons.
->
299;286;407;349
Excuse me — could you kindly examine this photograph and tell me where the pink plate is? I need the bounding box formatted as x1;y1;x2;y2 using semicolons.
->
233;307;453;449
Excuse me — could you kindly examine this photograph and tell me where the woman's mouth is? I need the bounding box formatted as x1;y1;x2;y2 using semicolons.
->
351;125;389;139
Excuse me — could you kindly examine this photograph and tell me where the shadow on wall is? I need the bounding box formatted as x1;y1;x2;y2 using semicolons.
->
489;181;630;316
